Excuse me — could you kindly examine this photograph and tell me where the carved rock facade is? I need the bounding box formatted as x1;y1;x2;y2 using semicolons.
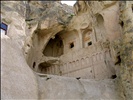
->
1;1;133;100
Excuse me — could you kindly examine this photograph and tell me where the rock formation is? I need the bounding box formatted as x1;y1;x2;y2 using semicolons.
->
1;1;133;100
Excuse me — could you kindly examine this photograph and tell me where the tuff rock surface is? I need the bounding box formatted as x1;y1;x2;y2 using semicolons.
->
1;1;133;100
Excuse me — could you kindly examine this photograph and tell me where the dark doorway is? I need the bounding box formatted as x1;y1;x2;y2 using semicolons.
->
43;35;64;57
70;42;74;48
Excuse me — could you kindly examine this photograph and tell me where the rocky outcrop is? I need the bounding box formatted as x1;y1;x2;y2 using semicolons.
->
1;1;38;99
37;74;123;99
113;1;133;100
1;37;38;99
23;1;74;71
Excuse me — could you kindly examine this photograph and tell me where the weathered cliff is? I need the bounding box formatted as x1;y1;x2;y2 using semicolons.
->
114;1;133;99
1;1;38;99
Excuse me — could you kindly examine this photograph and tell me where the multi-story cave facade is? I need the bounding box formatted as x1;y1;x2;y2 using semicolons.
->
25;1;121;80
1;1;133;100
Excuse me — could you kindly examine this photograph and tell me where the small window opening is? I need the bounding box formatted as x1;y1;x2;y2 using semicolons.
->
33;62;36;68
88;41;92;46
120;21;124;28
70;42;74;48
27;44;30;47
111;74;117;79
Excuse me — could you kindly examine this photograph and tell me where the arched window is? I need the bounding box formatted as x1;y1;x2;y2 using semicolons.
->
95;14;106;41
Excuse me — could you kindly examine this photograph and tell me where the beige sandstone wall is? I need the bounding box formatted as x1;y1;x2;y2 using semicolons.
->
1;1;38;99
37;74;123;99
1;38;38;99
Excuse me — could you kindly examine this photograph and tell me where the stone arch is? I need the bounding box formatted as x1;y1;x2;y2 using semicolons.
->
81;58;85;66
95;14;106;41
86;57;89;64
82;29;93;48
75;60;80;69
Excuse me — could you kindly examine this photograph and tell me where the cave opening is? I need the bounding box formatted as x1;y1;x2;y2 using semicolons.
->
111;74;117;79
43;35;64;57
38;62;51;72
70;42;74;48
32;62;36;69
120;21;124;28
88;41;92;46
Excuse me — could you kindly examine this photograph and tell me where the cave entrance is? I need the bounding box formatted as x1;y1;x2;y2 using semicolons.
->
38;62;51;73
43;35;64;57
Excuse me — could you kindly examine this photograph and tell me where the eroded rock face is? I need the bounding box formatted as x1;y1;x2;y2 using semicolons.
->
113;1;133;99
1;1;38;99
23;1;74;72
